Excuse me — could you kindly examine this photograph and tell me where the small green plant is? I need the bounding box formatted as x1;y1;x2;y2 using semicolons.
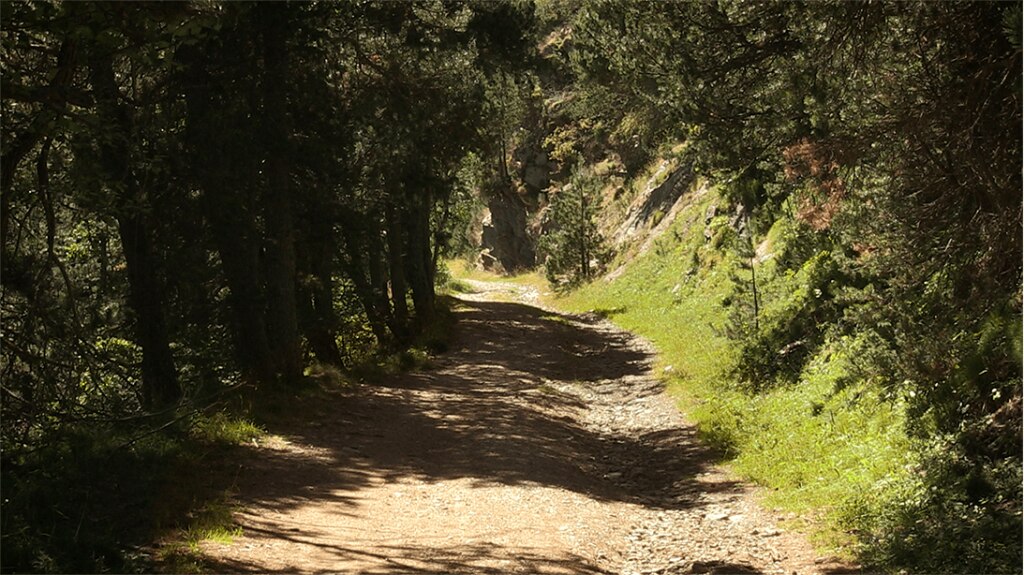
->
190;412;265;445
158;498;242;574
183;501;242;545
725;216;845;392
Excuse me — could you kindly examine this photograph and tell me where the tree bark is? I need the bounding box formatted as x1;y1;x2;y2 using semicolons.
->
36;138;80;326
578;183;590;281
2;39;78;265
339;221;392;348
406;191;435;324
298;217;345;368
366;224;398;341
216;221;278;385
259;4;303;385
745;214;760;333
181;45;277;389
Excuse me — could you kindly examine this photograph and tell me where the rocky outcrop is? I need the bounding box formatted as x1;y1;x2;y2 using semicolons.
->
480;188;536;273
611;161;693;248
518;149;555;197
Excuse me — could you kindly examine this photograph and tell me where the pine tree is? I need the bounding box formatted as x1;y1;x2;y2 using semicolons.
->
538;162;607;288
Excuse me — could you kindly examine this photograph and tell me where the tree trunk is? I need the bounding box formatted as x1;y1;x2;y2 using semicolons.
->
207;206;278;386
298;217;345;368
366;224;399;341
117;211;182;409
578;184;589;281
746;214;760;333
2;39;78;267
220;229;277;386
88;51;180;410
339;221;392;348
181;46;277;389
36;138;80;327
385;201;411;342
432;191;454;276
259;4;303;385
407;191;435;325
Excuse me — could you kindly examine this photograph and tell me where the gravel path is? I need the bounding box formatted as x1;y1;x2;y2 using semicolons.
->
193;280;858;574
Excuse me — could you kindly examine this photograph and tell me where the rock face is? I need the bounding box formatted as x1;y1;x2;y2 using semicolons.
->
604;162;709;283
520;150;554;195
611;162;693;248
481;189;536;273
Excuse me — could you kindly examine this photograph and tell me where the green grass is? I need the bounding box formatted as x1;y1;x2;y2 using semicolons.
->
556;189;735;388
157;499;242;574
520;185;913;561
178;500;242;547
190;412;265;445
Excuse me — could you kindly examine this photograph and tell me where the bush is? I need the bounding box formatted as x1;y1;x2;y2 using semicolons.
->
1;428;184;573
727;230;845;390
845;436;1023;574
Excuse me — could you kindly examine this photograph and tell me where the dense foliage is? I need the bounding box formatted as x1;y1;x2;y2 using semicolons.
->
1;2;533;571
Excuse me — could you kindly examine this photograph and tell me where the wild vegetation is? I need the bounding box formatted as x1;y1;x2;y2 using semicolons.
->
1;2;531;571
537;162;608;288
1;1;1020;573
519;2;1022;573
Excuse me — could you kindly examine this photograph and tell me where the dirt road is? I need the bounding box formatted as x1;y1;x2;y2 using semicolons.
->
196;281;856;574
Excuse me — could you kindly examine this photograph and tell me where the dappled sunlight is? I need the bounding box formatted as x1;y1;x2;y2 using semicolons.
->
194;294;733;573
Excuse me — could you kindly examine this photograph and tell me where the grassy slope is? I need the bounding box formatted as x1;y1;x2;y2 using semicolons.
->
526;182;911;557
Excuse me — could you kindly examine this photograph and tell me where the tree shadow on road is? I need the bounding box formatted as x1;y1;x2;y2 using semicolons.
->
202;534;614;574
223;298;737;508
185;298;800;573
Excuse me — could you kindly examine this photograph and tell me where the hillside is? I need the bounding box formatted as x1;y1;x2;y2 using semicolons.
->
536;164;911;558
471;133;1019;571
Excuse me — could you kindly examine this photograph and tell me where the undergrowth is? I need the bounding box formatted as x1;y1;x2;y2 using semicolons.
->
0;409;263;574
347;295;458;382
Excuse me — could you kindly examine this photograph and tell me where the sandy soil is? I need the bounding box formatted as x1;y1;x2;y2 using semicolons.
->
193;281;860;575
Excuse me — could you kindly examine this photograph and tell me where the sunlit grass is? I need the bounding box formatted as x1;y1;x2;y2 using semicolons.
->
158;499;242;574
190;412;265;445
445;258;502;282
183;501;242;544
